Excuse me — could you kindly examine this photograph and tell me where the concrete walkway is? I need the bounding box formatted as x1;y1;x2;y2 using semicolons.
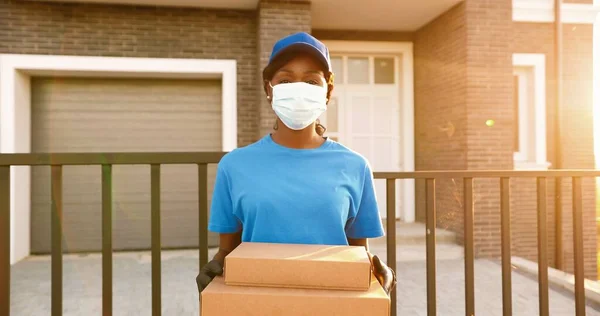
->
10;245;600;315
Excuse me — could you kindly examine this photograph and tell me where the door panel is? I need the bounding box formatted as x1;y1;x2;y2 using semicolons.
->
343;86;402;219
326;54;404;219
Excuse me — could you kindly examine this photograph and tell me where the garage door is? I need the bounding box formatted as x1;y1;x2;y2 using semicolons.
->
30;77;222;254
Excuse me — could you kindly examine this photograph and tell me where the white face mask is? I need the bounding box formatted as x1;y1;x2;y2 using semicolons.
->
271;82;328;131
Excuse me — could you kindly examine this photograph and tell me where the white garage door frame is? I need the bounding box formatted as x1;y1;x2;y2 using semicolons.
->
322;40;416;224
0;54;238;264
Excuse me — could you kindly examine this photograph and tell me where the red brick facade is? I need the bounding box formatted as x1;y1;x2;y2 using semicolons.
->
464;0;515;257
509;22;597;278
414;0;515;257
414;3;468;243
414;1;597;278
560;23;596;278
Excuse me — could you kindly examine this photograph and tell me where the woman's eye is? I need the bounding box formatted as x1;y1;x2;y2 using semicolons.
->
306;80;319;85
278;79;291;84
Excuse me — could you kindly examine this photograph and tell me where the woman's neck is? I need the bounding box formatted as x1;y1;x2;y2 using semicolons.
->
271;124;325;149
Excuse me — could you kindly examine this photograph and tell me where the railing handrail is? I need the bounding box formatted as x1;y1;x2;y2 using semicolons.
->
2;153;600;178
0;152;226;166
374;170;600;178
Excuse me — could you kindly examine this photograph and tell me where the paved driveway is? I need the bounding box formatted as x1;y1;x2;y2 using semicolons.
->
9;246;600;315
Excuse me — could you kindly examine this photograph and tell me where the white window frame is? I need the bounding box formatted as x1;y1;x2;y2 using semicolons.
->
512;53;551;170
0;54;238;264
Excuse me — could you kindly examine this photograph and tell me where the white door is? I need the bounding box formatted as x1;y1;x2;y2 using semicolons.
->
320;55;403;219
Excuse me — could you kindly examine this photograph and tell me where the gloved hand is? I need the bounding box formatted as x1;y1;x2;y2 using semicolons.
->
196;259;224;293
371;255;397;295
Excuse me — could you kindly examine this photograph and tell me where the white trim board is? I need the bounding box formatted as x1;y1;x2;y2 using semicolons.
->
322;40;416;223
0;54;238;264
512;53;551;170
513;0;600;24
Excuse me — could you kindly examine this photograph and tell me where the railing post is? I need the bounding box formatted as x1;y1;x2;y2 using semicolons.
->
386;179;397;316
51;165;63;316
102;165;113;316
500;177;513;316
572;177;586;315
0;166;10;316
555;178;564;270
425;178;436;316
463;178;474;316
553;0;564;272
151;165;161;316
537;177;549;316
198;164;209;270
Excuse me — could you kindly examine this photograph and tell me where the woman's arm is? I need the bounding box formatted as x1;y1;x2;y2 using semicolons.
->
213;231;242;265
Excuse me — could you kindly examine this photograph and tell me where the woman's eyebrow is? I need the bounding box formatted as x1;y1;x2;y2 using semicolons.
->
305;70;323;74
275;68;294;74
274;69;322;75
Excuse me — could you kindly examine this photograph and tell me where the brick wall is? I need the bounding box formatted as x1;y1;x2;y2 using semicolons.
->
414;0;515;255
511;22;597;279
414;0;596;270
0;0;258;146
416;1;596;277
414;2;468;240
257;0;311;138
463;0;514;257
510;22;556;268
559;23;597;279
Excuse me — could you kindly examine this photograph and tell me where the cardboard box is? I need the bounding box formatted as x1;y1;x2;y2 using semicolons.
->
224;242;372;291
201;276;390;316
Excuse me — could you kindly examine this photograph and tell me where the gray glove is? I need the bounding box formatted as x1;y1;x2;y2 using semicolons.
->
196;259;224;293
372;255;397;295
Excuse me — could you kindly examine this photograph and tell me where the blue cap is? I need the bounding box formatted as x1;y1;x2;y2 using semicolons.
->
267;32;332;73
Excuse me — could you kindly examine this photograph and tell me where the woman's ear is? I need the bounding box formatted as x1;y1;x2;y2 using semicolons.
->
263;80;272;102
325;72;335;105
326;83;334;105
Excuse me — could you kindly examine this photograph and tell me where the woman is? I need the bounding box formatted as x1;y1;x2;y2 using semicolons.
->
196;32;397;295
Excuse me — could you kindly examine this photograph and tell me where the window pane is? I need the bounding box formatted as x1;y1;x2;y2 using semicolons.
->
374;57;395;84
327;96;339;133
331;57;343;83
347;57;369;84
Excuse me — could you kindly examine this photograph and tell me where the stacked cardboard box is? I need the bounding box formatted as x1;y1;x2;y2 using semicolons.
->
201;242;390;316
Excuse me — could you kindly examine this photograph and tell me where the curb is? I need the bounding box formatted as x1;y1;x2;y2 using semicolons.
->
511;256;600;304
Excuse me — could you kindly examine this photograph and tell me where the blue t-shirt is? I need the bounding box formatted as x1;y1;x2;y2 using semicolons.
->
207;134;385;246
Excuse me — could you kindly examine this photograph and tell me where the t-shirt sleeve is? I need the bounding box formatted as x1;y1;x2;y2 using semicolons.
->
345;162;385;239
207;163;242;234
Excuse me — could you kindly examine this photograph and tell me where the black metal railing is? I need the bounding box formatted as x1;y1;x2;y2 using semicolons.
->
0;153;225;316
0;153;596;316
374;170;595;316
